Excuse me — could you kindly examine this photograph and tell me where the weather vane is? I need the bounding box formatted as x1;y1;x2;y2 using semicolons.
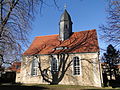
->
64;3;67;9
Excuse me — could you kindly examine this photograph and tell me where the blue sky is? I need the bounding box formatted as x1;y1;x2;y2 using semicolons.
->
29;0;110;56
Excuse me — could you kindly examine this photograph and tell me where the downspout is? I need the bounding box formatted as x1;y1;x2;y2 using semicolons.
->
98;52;103;87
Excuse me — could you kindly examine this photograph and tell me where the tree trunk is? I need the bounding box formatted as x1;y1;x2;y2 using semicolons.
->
109;65;112;80
51;71;59;85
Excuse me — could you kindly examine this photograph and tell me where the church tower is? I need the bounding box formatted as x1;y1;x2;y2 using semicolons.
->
59;9;73;41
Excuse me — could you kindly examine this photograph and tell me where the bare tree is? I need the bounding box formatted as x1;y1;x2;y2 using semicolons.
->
100;0;120;46
0;0;41;62
37;54;99;85
38;53;72;85
0;0;61;65
29;30;99;85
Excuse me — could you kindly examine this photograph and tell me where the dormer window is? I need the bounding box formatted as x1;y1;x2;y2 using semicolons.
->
53;46;69;50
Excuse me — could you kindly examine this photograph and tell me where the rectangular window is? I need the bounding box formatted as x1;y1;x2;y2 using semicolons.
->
73;57;80;75
31;58;38;76
51;57;58;72
74;66;80;75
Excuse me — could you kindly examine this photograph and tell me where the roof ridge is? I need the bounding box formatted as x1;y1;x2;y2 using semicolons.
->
36;34;58;38
74;29;96;33
35;29;96;38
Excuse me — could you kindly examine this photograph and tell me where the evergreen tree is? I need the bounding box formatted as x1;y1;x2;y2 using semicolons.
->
103;44;120;80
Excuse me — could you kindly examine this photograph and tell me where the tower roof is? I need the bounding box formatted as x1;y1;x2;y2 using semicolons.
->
60;9;72;21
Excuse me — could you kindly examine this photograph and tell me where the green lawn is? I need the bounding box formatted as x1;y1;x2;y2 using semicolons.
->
23;84;120;90
0;83;120;90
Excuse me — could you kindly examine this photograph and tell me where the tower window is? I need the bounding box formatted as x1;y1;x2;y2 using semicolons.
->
73;57;80;75
65;24;67;29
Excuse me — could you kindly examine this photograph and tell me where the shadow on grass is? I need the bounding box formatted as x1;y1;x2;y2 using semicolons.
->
0;84;48;90
109;80;120;88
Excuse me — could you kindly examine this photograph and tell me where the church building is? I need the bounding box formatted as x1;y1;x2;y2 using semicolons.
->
18;10;102;87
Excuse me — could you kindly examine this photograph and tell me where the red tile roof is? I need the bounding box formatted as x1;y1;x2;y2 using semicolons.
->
23;29;99;55
7;62;21;73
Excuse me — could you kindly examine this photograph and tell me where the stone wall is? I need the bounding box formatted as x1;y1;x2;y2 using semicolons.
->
19;52;102;87
16;72;21;83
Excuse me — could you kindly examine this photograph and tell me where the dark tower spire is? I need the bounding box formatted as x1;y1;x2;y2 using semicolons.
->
59;9;73;41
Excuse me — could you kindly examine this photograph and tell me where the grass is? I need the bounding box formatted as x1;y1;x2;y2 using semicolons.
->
1;83;120;90
22;84;118;89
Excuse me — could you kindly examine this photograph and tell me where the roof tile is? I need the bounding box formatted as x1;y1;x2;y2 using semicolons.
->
23;29;99;55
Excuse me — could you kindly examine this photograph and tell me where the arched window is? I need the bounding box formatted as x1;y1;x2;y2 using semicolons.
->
73;57;80;75
31;57;38;76
51;57;58;72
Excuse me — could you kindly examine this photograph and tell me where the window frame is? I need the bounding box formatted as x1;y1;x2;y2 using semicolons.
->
51;57;58;72
73;56;81;76
31;57;39;76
